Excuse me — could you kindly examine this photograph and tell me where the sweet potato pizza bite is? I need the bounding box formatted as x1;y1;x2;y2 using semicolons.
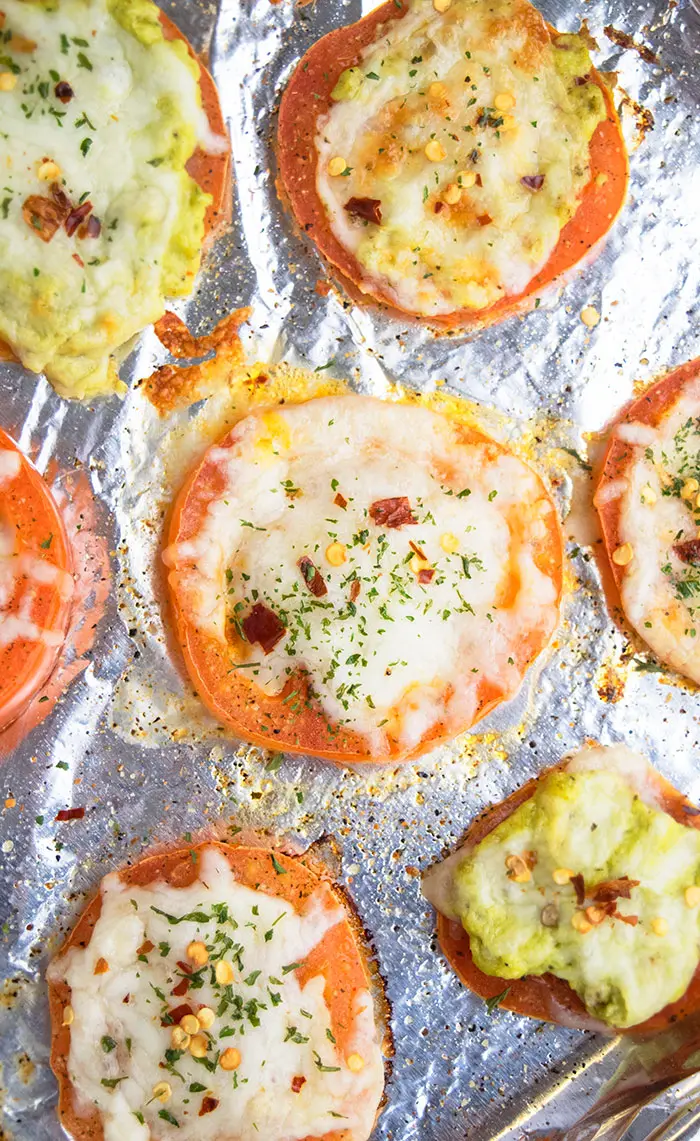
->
48;841;386;1141
278;0;627;326
423;745;700;1032
163;395;562;763
0;428;73;731
0;0;229;399
595;359;700;684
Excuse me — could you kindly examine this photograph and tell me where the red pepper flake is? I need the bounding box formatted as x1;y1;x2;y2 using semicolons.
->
674;539;700;566
242;603;287;654
72;253;85;268
369;497;417;528
434;201;445;215
350;578;361;603
94;957;109;975
520;174;545;191
199;1096;219;1116
477;213;492;227
344;196;382;225
65;200;93;237
171;976;190;997
137;940;155;955
334;492;348;509
122;994;131;1004
571;873;586;907
22;194;68;242
51;183;71;214
590;876;640;903
409;540;426;561
54;80;74;103
614;911;639;926
297;556;327;598
55;807;85;821
475;173;483;187
418;568;435;584
79;214;101;239
162;1003;193;1027
176;961;192;975
291;1075;307;1093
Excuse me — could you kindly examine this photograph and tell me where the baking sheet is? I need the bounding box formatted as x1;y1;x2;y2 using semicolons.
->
1;0;700;1137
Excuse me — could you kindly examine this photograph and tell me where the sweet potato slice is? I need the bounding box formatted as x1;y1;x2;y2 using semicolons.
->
277;0;627;329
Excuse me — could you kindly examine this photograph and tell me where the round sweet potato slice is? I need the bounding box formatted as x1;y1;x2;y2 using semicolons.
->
429;750;700;1034
162;395;563;764
0;428;73;731
594;358;700;684
48;841;386;1141
277;0;627;328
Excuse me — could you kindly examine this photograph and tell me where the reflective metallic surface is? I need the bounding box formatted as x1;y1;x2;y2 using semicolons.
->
1;0;700;1137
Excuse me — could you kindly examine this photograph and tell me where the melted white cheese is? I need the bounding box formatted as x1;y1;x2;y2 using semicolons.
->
163;396;560;753
0;450;21;484
316;0;604;316
0;0;219;398
595;380;700;683
48;846;384;1141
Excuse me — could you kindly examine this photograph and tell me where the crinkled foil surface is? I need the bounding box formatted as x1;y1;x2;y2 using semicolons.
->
2;0;700;1137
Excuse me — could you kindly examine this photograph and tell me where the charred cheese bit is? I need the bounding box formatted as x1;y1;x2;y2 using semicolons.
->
47;846;384;1141
423;745;700;1028
317;0;607;317
594;372;700;684
163;396;561;756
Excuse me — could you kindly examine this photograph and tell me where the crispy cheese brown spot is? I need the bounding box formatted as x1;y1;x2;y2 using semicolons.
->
242;603;286;654
369;497;417;528
199;1095;219;1116
673;539;700;566
344;196;382;225
291;1075;307;1093
297;556;327;598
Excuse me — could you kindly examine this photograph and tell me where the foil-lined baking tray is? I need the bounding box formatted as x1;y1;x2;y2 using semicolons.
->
2;0;700;1137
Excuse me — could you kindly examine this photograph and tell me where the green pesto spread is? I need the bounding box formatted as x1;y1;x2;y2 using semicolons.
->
453;767;700;1027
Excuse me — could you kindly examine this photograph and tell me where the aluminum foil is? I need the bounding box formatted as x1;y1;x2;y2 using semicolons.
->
2;0;700;1136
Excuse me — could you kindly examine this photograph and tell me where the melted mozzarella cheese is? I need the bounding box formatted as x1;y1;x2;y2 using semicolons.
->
316;0;605;316
49;846;384;1141
0;0;220;398
164;396;560;752
595;380;700;683
0;450;21;484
